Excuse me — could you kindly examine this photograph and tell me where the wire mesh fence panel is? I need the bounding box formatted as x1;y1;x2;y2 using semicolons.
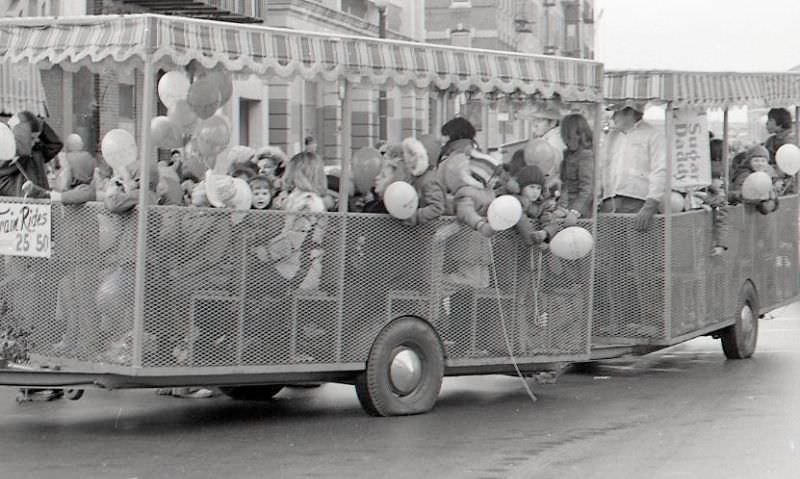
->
142;206;345;368
0;200;137;366
706;205;744;329
669;211;712;337
750;195;799;307
593;214;667;341
3;200;593;374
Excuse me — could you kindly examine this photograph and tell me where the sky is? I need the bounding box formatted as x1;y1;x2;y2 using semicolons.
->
596;0;800;72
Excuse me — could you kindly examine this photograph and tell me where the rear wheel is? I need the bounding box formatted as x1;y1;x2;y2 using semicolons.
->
721;282;759;359
355;317;444;417
219;385;284;400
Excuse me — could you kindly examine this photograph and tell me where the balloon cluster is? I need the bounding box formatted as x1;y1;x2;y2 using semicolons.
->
144;69;234;170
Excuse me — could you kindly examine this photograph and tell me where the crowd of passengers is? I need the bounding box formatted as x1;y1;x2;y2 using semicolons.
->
2;105;796;399
2;105;795;250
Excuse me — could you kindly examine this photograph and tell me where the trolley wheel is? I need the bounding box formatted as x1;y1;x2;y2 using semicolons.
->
219;385;284;401
721;281;759;359
355;317;444;417
64;389;84;400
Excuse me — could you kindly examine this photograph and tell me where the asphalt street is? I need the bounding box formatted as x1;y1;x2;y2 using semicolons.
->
1;304;800;479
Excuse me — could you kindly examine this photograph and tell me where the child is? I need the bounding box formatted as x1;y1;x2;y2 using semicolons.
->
249;174;273;210
436;150;502;288
260;151;328;290
730;144;779;214
514;165;575;247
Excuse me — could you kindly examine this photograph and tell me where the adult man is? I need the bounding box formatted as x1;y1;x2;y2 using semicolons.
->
601;102;666;232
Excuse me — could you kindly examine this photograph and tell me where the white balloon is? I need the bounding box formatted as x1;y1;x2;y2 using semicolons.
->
776;144;800;176
384;181;418;220
101;129;138;172
549;226;594;260
487;195;523;231
741;171;772;201
158;71;191;110
0;122;16;161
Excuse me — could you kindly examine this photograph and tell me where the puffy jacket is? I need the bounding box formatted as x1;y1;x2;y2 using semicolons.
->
601;120;666;201
405;169;446;225
452;184;494;230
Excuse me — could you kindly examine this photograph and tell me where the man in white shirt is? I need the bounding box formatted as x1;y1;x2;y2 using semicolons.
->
601;103;666;232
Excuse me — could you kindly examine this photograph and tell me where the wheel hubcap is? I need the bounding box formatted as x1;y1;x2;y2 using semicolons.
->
389;347;423;396
740;304;755;343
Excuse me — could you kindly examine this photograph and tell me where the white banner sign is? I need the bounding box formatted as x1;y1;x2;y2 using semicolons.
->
673;109;711;190
0;203;51;258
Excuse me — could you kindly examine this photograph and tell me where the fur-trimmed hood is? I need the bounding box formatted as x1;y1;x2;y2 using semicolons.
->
402;137;430;177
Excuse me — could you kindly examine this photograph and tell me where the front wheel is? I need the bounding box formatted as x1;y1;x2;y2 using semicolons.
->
720;281;759;359
355;317;444;417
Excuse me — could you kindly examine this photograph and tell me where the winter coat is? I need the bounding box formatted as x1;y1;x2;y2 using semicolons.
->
764;129;793;164
559;147;594;218
452;184;494;230
404;168;446;225
439;138;479;164
0;120;62;197
515;196;569;246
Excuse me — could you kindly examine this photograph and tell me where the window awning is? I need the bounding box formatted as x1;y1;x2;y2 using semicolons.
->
0;14;603;103
0;63;47;117
605;69;800;109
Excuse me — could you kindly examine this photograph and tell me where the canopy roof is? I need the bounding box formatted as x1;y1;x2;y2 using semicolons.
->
0;14;603;102
605;69;800;109
0;63;47;116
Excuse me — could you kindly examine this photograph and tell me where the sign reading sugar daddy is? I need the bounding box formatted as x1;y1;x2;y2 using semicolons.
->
673;109;711;190
0;202;51;258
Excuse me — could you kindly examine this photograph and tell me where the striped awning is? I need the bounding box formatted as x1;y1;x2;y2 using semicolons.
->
605;70;800;109
0;14;603;102
0;63;47;116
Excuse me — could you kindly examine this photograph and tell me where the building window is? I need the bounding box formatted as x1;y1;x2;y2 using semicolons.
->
119;84;135;120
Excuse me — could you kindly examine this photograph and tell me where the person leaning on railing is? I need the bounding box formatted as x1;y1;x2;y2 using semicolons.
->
600;102;667;232
0;111;62;198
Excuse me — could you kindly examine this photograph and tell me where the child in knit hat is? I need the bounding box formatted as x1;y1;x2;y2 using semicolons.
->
514;165;576;247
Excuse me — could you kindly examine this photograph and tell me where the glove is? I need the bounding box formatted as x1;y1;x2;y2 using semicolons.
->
564;211;578;226
477;220;495;238
531;230;547;243
634;198;660;232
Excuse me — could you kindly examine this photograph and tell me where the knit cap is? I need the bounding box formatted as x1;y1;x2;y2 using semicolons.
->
516;165;545;189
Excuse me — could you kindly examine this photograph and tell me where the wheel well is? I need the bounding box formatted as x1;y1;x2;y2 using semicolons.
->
369;315;449;360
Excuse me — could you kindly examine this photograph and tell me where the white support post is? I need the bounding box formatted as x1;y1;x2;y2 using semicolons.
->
663;102;674;340
132;18;157;369
722;108;729;190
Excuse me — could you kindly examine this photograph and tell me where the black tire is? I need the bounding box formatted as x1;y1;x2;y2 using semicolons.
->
721;281;759;359
219;385;284;400
355;317;444;417
64;389;84;400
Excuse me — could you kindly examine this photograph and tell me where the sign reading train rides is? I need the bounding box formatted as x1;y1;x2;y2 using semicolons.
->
0;202;51;258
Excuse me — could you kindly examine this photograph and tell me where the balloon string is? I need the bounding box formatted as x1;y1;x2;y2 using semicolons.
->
488;239;538;404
